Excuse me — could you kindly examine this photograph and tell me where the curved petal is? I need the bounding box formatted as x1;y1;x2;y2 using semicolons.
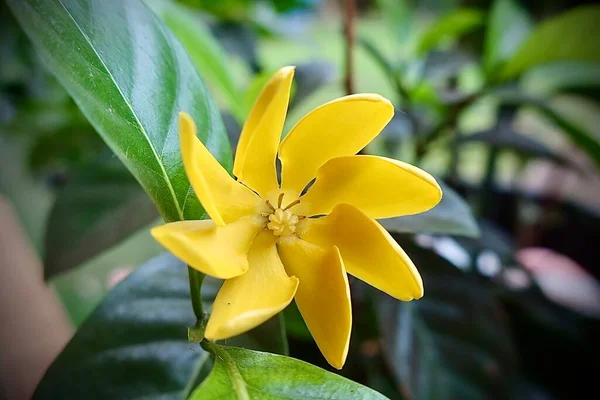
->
298;155;442;219
179;112;260;226
278;94;394;195
205;231;299;340
278;237;352;370
299;203;423;300
233;66;295;197
151;217;262;279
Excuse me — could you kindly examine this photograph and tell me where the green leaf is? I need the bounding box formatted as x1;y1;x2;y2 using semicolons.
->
192;343;388;399
417;9;484;55
7;0;232;223
484;0;532;76
36;253;289;398
379;237;519;399
381;181;480;238
495;89;600;167
501;5;600;79
34;253;212;399
43;156;159;279
147;0;245;122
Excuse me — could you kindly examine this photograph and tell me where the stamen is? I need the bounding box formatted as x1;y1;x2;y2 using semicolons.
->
265;200;276;211
297;215;306;220
277;193;285;208
283;199;301;211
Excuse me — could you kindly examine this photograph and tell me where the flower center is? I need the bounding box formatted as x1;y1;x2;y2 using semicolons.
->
264;193;303;237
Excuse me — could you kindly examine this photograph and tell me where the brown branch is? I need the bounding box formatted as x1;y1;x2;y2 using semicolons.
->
343;0;356;95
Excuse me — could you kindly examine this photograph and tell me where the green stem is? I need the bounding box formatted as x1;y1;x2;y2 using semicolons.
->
187;266;206;342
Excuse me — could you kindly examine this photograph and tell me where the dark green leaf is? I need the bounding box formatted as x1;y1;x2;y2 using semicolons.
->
381;181;480;238
43;156;159;279
417;9;484;55
36;253;289;398
192;343;388;399
147;0;245;122
34;253;211;399
484;0;532;76
379;237;519;399
501;5;600;79
494;89;600;167
7;0;232;223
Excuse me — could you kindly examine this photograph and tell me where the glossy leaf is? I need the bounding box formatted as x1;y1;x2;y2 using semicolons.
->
191;343;388;399
7;0;232;223
378;237;519;399
501;5;600;79
484;0;532;76
417;9;484;55
34;254;211;399
36;253;289;398
147;0;245;122
381;181;479;238
44;156;159;279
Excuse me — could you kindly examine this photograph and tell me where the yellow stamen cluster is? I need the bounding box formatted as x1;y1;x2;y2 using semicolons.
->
264;194;303;237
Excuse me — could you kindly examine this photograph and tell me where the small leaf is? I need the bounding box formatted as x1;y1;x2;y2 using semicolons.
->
7;0;232;223
381;181;480;238
147;0;245;122
417;9;484;55
501;5;600;79
192;343;388;399
34;254;211;399
43;156;159;279
484;0;532;76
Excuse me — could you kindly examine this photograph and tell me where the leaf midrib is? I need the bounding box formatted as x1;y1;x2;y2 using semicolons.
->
211;345;250;400
57;0;184;220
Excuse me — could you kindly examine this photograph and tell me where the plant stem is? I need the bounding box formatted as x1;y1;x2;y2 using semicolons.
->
187;266;206;342
343;0;356;95
188;267;205;319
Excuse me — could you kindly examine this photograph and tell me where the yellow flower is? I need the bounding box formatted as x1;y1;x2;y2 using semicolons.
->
151;66;442;369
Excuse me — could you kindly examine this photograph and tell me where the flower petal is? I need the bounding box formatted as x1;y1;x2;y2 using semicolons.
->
278;94;394;195
278;237;352;369
179;112;260;226
300;203;423;300
298;155;442;219
151;218;262;279
233;67;295;198
205;231;299;340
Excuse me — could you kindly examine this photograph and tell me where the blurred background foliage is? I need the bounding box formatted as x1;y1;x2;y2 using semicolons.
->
1;0;599;398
